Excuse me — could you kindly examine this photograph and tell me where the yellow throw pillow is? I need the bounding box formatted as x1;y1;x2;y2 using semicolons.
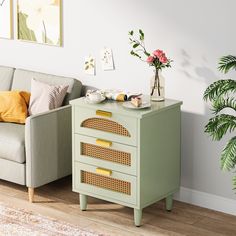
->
0;91;31;124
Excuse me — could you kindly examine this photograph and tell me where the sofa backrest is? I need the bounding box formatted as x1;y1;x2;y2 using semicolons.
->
0;66;15;91
11;69;82;105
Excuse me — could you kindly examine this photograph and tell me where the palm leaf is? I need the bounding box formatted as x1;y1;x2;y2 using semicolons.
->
221;136;236;171
204;54;236;192
218;55;236;74
205;114;236;141
203;79;236;102
212;97;236;114
233;176;236;190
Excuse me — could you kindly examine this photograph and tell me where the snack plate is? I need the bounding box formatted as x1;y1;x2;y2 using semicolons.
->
84;96;106;104
122;101;151;109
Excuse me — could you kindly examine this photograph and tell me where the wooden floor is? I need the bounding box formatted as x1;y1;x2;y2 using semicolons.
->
0;177;236;236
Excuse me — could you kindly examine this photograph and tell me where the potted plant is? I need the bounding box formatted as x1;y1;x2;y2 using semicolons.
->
129;29;172;101
204;55;236;190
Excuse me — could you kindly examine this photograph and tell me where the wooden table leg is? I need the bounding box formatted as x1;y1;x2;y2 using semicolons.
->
28;187;34;203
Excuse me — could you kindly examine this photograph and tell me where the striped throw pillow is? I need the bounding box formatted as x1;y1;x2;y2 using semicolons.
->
28;79;69;115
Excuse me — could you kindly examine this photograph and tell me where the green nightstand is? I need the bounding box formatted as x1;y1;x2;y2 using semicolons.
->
70;97;182;226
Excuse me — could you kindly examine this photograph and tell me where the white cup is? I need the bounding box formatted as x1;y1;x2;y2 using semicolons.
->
87;92;102;102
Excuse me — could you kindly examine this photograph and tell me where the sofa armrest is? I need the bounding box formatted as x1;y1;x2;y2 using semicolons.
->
25;105;72;188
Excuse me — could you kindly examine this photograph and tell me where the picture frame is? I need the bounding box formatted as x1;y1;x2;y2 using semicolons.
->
0;0;13;39
17;0;63;46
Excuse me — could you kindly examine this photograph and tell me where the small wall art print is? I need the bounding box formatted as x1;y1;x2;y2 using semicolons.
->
0;0;13;39
84;56;96;76
17;0;62;46
100;48;115;71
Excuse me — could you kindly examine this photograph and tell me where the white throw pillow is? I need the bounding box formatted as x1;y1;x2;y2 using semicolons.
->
28;79;69;115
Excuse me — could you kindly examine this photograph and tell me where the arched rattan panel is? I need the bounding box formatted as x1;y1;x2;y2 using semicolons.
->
81;118;131;137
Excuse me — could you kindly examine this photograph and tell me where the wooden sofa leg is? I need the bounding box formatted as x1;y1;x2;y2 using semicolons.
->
28;187;34;203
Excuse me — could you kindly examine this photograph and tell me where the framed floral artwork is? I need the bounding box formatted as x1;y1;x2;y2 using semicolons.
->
0;0;13;39
17;0;62;46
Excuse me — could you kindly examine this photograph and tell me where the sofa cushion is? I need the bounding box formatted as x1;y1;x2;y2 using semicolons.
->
0;66;14;91
28;79;69;115
0;122;25;163
0;91;31;124
11;69;82;105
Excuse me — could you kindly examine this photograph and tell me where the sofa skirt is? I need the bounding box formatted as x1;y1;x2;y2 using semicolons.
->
0;158;25;185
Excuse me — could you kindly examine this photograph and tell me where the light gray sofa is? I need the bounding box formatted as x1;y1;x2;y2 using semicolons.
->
0;65;82;202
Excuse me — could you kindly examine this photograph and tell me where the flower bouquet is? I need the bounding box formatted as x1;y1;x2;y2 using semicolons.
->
129;29;173;101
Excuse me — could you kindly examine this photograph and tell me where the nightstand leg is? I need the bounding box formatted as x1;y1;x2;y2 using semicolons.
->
134;208;142;227
166;194;173;211
80;194;87;211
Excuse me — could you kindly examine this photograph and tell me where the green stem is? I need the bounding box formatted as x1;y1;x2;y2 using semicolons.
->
157;70;161;96
151;69;160;96
131;37;150;57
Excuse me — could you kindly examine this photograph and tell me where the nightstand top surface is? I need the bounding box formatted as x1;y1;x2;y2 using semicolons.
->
70;96;182;118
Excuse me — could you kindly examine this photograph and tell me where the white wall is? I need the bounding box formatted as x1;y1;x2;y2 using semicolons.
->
0;0;236;203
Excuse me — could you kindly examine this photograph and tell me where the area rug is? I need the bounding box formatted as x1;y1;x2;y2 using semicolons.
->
0;202;103;236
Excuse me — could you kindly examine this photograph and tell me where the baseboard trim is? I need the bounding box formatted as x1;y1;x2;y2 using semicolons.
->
174;187;236;216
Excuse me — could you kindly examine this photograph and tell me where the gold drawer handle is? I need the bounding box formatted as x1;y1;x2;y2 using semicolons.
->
96;167;112;177
96;139;112;148
96;110;112;118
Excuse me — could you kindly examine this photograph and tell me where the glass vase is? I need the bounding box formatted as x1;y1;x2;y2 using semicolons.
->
150;69;165;101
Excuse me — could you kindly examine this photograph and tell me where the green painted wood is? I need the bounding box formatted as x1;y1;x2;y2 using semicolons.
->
134;208;142;227
75;134;138;176
165;194;173;211
74;162;137;205
72;106;77;194
71;97;182;226
70;96;182;119
138;106;181;209
77;189;137;209
74;106;138;146
79;194;87;211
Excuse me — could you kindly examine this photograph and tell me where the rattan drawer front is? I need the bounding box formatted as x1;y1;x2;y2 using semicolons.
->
81;118;131;137
74;162;137;205
82;144;131;166
74;107;137;146
74;135;137;175
81;171;131;195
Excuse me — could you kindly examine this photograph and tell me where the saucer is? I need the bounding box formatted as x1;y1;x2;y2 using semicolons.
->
85;96;106;104
122;101;151;109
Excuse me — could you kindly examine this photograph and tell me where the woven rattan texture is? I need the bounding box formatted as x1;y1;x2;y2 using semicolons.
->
81;143;131;166
81;118;131;137
81;171;131;195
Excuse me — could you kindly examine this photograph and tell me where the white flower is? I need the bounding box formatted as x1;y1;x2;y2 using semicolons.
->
19;0;60;44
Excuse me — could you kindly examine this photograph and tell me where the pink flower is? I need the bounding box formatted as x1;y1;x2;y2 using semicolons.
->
146;56;155;63
159;55;168;63
153;49;164;58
